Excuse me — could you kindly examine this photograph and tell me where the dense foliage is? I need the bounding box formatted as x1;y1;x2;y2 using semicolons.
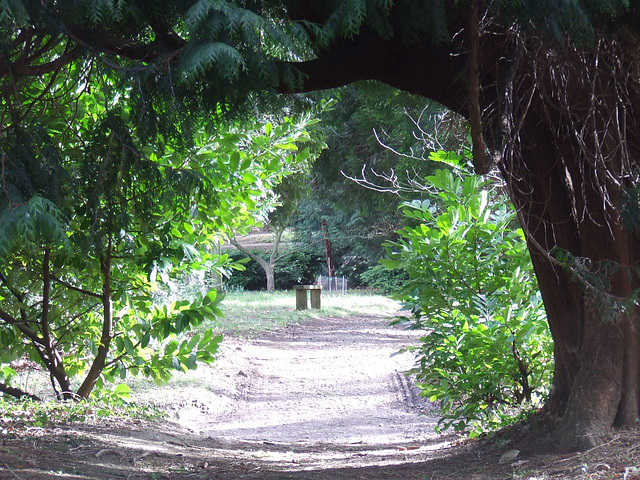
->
358;264;409;295
384;158;553;434
0;79;319;398
293;85;464;285
225;247;324;291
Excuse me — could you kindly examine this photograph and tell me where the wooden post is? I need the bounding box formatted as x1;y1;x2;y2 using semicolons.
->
310;287;322;309
294;287;308;310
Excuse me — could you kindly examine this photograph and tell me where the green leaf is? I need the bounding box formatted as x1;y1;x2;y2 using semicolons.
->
230;150;240;171
113;383;131;400
186;352;198;370
274;143;298;151
171;356;181;371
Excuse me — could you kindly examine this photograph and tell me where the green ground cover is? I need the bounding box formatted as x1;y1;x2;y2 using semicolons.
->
209;290;399;337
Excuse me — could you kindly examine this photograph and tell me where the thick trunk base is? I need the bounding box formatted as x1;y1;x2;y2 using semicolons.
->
552;316;636;451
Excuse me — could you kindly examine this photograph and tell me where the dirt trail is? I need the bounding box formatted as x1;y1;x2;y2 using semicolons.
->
189;314;439;445
145;312;461;478
2;310;635;479
1;311;468;479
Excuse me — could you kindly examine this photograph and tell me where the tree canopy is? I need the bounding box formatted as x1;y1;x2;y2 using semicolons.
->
0;92;319;399
292;83;464;283
0;1;324;398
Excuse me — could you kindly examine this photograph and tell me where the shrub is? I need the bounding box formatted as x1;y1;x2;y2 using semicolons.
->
224;248;324;290
276;249;325;289
335;253;379;287
359;264;409;294
383;168;553;436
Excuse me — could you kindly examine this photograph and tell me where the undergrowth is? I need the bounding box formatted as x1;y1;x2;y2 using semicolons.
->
0;396;165;430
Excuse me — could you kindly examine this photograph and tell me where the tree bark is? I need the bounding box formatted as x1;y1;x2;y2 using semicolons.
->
505;106;640;449
0;382;41;401
320;219;335;278
467;0;490;174
76;238;113;398
551;214;640;449
40;249;73;399
615;319;640;427
267;229;284;292
265;263;275;293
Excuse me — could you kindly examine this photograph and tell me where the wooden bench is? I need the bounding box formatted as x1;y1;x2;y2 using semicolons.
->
293;285;322;310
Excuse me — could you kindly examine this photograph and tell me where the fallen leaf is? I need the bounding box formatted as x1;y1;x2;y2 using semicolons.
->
498;449;520;464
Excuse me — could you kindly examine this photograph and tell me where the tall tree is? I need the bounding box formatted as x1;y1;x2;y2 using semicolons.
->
231;165;315;292
295;84;464;282
4;0;640;450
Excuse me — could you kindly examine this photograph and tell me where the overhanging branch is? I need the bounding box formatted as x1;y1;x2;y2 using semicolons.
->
0;45;83;77
230;237;270;270
0;382;41;401
280;34;466;116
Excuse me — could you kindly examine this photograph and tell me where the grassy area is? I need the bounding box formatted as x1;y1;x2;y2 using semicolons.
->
205;290;400;337
0;395;165;429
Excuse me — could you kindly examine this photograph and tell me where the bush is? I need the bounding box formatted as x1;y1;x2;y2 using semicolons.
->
276;249;325;289
334;253;379;287
225;248;324;290
383;168;553;436
359;264;409;294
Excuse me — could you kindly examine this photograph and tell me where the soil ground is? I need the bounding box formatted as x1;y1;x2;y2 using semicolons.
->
1;309;640;479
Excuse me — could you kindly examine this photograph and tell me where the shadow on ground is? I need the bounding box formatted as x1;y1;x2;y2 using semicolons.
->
0;418;495;479
3;418;639;480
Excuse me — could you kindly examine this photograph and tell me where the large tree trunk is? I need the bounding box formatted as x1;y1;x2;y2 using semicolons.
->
552;213;640;449
551;223;638;450
505;106;640;450
286;7;640;451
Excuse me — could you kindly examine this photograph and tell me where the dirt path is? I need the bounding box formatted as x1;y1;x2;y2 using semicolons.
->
0;311;466;479
3;310;635;479
191;314;439;445
147;312;461;477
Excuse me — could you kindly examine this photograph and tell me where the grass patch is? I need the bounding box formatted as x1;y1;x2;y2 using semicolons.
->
0;397;165;430
204;290;400;337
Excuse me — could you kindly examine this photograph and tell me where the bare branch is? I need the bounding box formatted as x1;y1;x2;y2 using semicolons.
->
230;237;270;270
52;275;102;299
